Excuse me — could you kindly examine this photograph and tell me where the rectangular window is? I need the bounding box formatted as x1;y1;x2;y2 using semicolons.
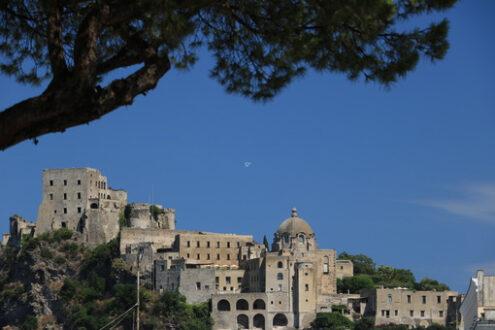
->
410;310;414;317
207;254;210;260
217;241;220;248
64;193;67;200
439;311;444;317
407;295;411;303
49;180;54;186
237;277;242;283
207;241;210;248
278;284;282;291
386;310;390;318
186;253;190;258
227;242;230;248
226;277;231;284
196;282;201;290
49;193;53;200
196;253;200;260
64;208;67;214
421;310;425;317
422;296;426;304
215;277;219;284
54;209;57;214
187;241;190;247
64;180;67;186
388;295;392;303
216;254;220;260
78;192;81;199
161;265;165;271
395;310;398;316
77;207;81;213
305;284;309;291
227;254;230;260
197;241;200;247
323;263;329;274
437;296;441;303
77;179;81;185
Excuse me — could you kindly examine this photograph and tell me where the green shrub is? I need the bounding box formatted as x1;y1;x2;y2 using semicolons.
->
89;273;106;292
150;205;164;219
61;278;79;301
40;247;53;259
60;242;79;255
55;256;66;264
78;286;99;303
53;228;73;241
22;235;40;251
310;312;354;329
21;315;38;330
38;232;53;242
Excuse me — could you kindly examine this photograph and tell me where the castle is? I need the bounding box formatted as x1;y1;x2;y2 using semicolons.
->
1;168;461;329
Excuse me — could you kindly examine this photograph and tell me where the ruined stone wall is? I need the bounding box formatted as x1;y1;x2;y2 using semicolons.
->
127;203;175;230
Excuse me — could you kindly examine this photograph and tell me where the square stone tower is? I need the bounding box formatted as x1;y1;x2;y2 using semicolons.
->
36;168;127;247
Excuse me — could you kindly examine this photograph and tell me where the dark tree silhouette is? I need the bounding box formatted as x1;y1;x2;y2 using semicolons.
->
0;0;457;150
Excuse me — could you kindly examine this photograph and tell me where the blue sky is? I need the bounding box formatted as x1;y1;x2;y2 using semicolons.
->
0;1;494;293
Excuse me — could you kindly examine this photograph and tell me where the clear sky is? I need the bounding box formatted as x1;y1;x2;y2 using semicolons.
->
0;1;493;293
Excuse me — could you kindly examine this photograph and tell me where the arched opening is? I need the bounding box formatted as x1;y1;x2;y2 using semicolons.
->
298;234;304;243
107;195;111;199
277;273;283;280
253;299;266;310
90;203;98;209
277;261;283;268
217;299;230;311
253;314;265;329
236;299;249;310
273;313;288;327
237;314;249;329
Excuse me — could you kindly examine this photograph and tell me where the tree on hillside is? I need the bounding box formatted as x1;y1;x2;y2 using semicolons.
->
263;235;270;251
415;277;450;291
0;0;457;150
338;252;376;275
374;265;416;288
337;274;375;293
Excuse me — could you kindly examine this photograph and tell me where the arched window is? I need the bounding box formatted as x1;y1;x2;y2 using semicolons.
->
237;314;249;329
236;299;249;310
284;234;289;243
253;299;266;310
253;314;265;329
273;313;288;326
277;273;283;280
90;203;98;209
217;299;230;311
298;234;304;243
277;261;283;268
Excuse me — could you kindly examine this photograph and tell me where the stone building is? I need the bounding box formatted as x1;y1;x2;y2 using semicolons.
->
1;215;36;248
460;270;495;330
361;287;459;328
36;168;127;247
336;259;354;280
211;208;346;330
126;203;175;230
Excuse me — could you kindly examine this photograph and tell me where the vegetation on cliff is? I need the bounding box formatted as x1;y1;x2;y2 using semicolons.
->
0;231;212;329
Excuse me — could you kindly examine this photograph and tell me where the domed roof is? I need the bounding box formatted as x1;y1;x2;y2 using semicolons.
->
276;208;313;236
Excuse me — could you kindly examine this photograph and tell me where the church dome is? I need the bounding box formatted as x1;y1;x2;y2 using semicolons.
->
276;208;313;236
